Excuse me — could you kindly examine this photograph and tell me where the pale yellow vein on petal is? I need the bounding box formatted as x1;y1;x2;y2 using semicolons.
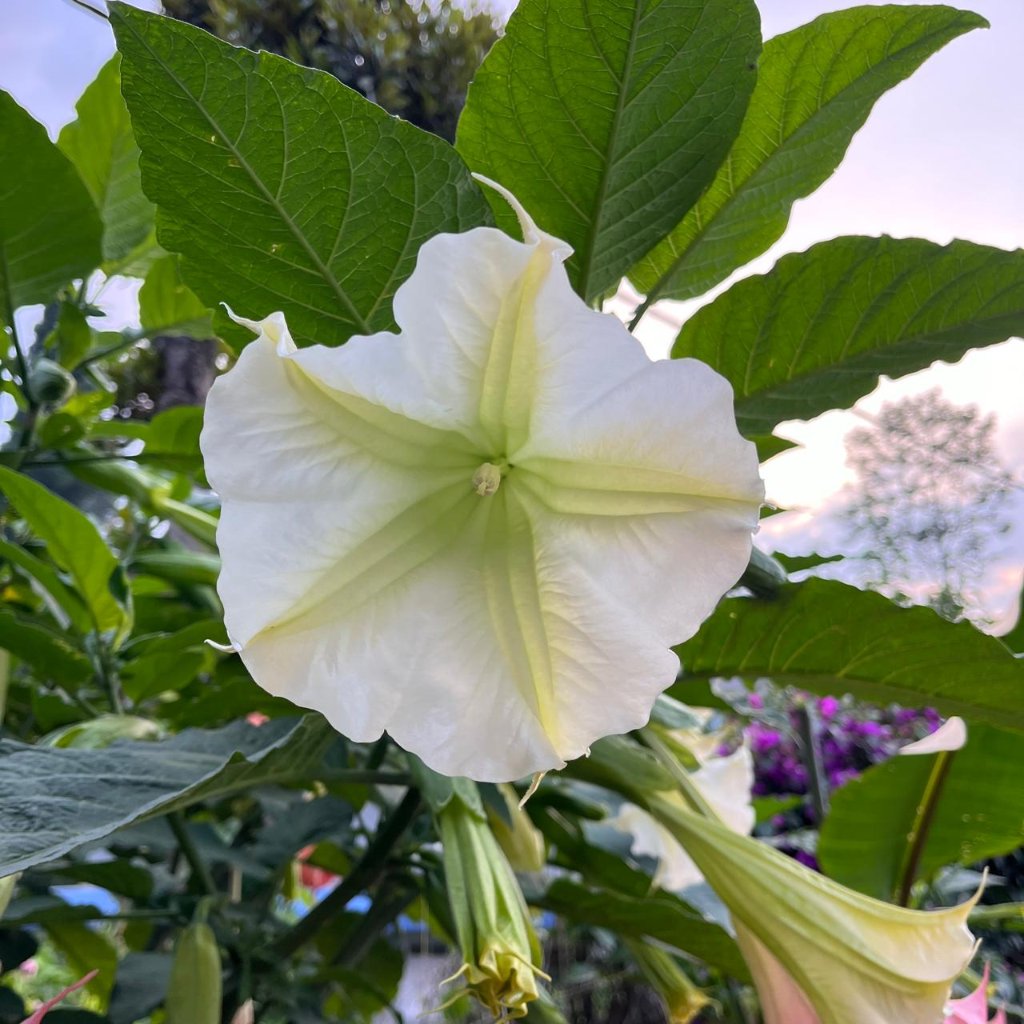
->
245;477;476;645
281;351;480;470
476;250;549;456
480;485;561;752
516;458;764;518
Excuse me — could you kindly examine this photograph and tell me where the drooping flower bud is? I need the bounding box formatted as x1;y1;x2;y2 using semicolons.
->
485;783;547;873
583;737;979;1024
165;919;222;1024
625;938;713;1024
28;359;75;405
437;789;546;1019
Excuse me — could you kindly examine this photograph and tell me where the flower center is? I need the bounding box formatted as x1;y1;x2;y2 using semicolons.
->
472;461;506;497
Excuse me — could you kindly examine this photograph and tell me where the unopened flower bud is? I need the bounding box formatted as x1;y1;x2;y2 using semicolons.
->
485;783;546;873
28;359;75;405
625;939;713;1024
437;792;546;1019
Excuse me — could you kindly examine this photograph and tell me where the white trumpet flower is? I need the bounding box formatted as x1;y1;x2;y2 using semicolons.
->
201;179;763;781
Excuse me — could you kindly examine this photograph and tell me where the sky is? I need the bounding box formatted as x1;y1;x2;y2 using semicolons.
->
2;0;1022;626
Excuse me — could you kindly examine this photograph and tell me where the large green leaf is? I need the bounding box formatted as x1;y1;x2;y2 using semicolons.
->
0;715;337;876
110;3;491;349
675;580;1024;731
0;467;127;635
538;878;749;979
57;56;155;266
0;538;91;633
456;0;760;302
673;236;1024;435
0;610;91;685
818;725;1024;900
0;91;101;326
631;5;985;307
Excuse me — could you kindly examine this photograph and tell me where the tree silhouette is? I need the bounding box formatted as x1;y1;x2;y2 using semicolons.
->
839;389;1012;621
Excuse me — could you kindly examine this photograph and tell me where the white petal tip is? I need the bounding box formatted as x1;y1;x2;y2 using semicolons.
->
206;638;240;654
519;771;547;808
471;173;572;258
899;717;967;756
222;305;296;355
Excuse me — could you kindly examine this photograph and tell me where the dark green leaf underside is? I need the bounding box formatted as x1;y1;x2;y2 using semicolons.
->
0;715;337;875
0;91;101;325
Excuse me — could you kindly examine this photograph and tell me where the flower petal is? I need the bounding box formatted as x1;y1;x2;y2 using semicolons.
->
900;717;967;756
735;927;821;1024
203;183;763;781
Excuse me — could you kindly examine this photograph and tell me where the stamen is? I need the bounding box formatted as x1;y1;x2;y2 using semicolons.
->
473;462;504;497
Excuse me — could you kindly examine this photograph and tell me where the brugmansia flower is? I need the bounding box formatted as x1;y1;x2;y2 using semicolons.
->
436;791;545;1018
648;796;979;1024
201;178;763;782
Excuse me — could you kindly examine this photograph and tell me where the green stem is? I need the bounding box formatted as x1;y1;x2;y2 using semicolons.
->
794;703;829;823
330;876;419;967
895;750;956;906
268;788;421;959
627;292;655;332
169;811;218;896
62;0;110;21
640;729;715;818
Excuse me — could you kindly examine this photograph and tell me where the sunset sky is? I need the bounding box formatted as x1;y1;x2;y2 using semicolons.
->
3;0;1022;626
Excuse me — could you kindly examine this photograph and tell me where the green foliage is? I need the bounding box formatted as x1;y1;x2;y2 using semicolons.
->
0;716;337;875
819;724;1024;900
675;579;1024;730
110;2;492;349
631;4;986;307
458;0;760;301
0;92;101;327
539;879;749;980
0;466;128;637
674;236;1024;434
57;57;155;267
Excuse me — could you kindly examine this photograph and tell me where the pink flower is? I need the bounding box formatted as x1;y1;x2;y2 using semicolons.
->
945;966;1007;1024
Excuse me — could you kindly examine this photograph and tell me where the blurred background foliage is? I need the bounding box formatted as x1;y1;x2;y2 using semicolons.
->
161;0;499;142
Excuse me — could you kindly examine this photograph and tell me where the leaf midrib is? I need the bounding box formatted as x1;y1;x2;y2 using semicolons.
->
576;0;644;299
118;12;371;334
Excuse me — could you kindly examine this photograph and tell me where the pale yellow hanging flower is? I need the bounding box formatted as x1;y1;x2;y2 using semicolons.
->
648;795;980;1024
201;179;763;782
